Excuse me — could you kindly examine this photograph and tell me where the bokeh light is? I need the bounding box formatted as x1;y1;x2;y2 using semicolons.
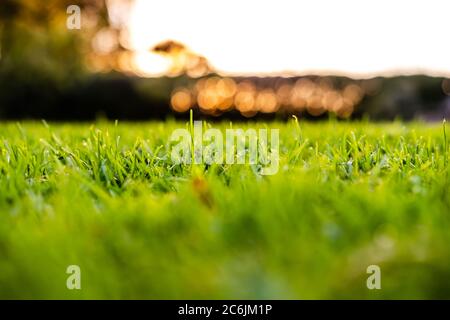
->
169;75;366;118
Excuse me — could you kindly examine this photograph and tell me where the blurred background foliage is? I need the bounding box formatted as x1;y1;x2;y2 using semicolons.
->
0;0;450;120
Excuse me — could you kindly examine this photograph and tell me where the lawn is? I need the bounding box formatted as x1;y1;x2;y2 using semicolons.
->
0;119;449;299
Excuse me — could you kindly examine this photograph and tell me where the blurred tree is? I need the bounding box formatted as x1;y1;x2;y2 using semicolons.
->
0;0;134;118
152;40;212;77
0;0;115;83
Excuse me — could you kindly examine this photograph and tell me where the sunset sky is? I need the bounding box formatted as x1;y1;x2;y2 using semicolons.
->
127;0;450;77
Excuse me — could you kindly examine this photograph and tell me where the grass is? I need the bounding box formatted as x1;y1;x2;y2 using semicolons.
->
0;119;449;299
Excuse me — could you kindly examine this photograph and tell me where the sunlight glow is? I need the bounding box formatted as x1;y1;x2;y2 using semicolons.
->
133;51;171;77
128;0;450;78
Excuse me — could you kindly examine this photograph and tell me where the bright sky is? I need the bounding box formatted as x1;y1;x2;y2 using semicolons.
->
128;0;450;77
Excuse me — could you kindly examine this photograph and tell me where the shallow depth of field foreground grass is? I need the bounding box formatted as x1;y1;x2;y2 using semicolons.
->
0;119;449;299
